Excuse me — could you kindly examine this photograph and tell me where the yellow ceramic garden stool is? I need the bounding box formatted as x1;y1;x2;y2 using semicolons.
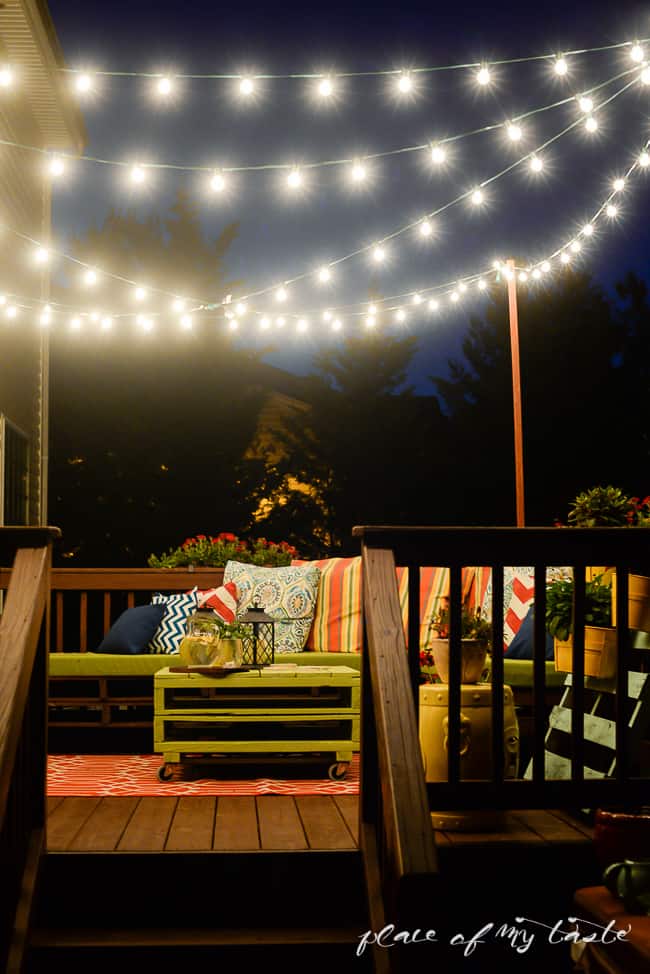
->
419;682;520;831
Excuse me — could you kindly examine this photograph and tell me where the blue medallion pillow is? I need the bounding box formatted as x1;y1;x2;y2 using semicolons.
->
504;605;554;660
149;590;200;654
96;604;167;655
223;560;321;654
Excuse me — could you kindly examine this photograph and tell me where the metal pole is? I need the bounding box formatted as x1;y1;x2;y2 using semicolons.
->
39;175;52;525
506;258;525;526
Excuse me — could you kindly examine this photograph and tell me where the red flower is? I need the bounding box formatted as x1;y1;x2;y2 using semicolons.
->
219;532;237;542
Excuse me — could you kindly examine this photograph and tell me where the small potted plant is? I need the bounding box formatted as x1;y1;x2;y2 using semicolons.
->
566;486;650;633
545;573;616;678
423;598;491;684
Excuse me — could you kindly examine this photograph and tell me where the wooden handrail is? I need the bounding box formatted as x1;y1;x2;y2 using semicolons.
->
359;543;441;970
0;527;58;974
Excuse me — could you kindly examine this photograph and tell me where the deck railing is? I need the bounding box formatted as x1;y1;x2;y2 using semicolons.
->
354;525;650;969
0;527;59;974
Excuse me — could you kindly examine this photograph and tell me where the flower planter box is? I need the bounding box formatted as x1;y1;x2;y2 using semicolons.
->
611;572;650;633
554;625;617;679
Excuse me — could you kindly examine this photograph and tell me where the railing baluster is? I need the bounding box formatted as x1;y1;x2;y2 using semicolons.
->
447;565;463;786
615;564;630;784
533;564;547;783
490;564;505;784
407;563;421;711
571;567;586;784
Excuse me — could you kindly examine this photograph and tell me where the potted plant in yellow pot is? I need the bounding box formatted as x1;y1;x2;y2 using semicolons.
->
545;573;616;678
424;599;491;684
567;486;650;633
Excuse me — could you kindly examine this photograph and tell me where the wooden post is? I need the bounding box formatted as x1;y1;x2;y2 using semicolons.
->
506;258;525;527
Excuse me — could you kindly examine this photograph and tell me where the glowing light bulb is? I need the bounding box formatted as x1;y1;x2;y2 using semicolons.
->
101;316;112;330
476;66;491;86
582;223;594;236
639;151;650;167
507;123;522;142
130;165;146;184
70;316;81;330
578;95;593;112
350;161;367;183
503;267;514;281
450;291;460;303
318;267;331;283
318;77;334;97
431;144;446;164
323;310;332;322
172;298;185;312
492;260;502;271
260;316;271;329
396;72;413;93
530;156;544;172
541;261;551;273
532;268;541;280
141;317;154;332
89;312;99;322
372;245;386;263
606;204;618;217
471;188;484;205
287;168;303;189
0;66;14;87
83;269;98;286
332;318;342;331
560;252;571;264
228;319;238;331
180;314;192;330
459;282;467;293
630;44;645;63
585;116;598;133
641;67;650;85
367;304;377;315
412;293;422;305
75;73;93;94
33;247;49;264
134;286;147;301
613;178;625;192
211;171;226;192
554;57;568;76
276;316;286;327
395;309;406;323
478;279;487;290
419;220;433;237
365;315;376;328
6;305;17;319
235;302;247;316
157;76;173;96
297;318;309;332
428;298;440;310
239;77;255;96
48;156;65;178
570;240;581;253
275;286;288;302
39;311;51;327
0;295;7;306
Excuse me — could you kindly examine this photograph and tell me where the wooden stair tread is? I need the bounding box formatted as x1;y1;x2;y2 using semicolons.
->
31;925;362;947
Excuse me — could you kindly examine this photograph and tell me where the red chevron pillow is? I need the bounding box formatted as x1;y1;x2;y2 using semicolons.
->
191;581;239;624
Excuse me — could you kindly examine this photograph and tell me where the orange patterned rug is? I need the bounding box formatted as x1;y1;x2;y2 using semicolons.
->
47;753;360;797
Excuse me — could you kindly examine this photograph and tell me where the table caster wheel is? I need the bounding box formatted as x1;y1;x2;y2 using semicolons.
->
157;764;173;782
328;761;348;781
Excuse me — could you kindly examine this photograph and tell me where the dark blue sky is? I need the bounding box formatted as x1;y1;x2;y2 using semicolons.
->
47;0;650;391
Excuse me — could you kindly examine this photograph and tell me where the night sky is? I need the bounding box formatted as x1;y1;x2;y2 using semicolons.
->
46;0;650;392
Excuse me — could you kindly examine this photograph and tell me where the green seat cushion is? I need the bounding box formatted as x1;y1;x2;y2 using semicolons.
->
49;652;179;677
502;658;567;688
285;652;361;670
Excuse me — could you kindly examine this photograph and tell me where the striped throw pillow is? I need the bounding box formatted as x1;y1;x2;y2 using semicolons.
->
397;566;482;649
298;557;363;654
193;581;239;624
149;591;200;654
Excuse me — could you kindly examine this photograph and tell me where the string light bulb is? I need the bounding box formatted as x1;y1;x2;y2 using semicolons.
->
83;269;98;286
157;76;173;96
395;309;407;322
612;177;625;192
39;310;51;327
276;316;286;327
228;319;238;330
507;123;522;142
554;57;568;76
585;116;598;133
0;66;14;87
259;316;271;329
365;315;376;327
532;268;542;280
541;260;551;273
570;240;581;253
396;72;413;94
172;297;185;312
47;156;65;178
639;151;650;167
606;203;618;217
641;67;650;85
630;44;645;63
130;165;147;184
74;73;94;94
33;246;49;264
578;95;594;112
332;318;342;331
476;66;491;86
235;301;247;315
70;315;82;329
287;168;303;189
560;252;571;264
428;298;440;310
210;171;226;193
350;160;367;183
412;293;422;305
450;291;460;302
275;286;288;302
317;77;334;97
530;155;544;172
101;316;113;330
470;187;484;205
239;77;255;96
430;144;446;164
477;278;487;290
6;305;17;319
582;223;594;236
134;285;148;301
180;314;193;330
419;220;433;237
297;318;309;332
322;310;332;321
372;245;386;263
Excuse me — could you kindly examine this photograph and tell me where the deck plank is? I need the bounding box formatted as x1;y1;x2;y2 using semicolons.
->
257;796;308;850
47;797;102;851
213;797;260;850
46;796;64;816
117;798;177;851
439;812;546;846
510;809;593;844
295;796;357;849
166;797;216;851
333;796;359;843
68;797;139;852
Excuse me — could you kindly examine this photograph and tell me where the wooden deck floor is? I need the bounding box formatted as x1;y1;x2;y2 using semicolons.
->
46;796;593;854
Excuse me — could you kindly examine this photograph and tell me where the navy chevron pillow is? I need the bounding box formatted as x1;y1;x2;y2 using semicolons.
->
149;591;199;654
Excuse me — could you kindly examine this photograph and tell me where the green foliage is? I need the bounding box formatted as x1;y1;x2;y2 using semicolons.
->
567;485;633;526
545;575;612;642
148;533;297;568
428;602;492;642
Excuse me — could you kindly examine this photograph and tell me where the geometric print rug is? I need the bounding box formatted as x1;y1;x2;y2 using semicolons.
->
47;753;360;797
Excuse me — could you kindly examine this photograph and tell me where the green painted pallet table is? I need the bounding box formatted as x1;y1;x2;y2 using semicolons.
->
154;664;360;781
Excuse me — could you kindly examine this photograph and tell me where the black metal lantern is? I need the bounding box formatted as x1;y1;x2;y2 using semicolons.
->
239;601;275;666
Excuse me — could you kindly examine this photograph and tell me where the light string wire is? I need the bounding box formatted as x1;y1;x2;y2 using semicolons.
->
55;38;650;80
0;65;638;175
6;133;649;330
0;71;640;313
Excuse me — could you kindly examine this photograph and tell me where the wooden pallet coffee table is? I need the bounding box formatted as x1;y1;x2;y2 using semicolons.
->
154;664;360;781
